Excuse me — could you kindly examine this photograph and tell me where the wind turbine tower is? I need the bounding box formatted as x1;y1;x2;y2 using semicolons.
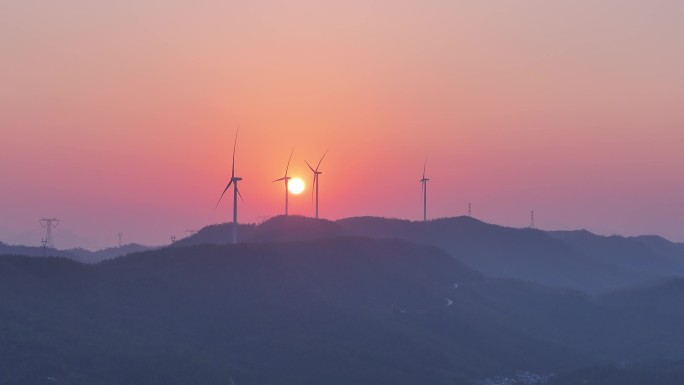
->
274;148;295;216
306;150;328;219
216;128;244;243
420;158;429;222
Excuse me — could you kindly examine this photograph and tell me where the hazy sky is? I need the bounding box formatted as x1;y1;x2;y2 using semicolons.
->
1;0;683;249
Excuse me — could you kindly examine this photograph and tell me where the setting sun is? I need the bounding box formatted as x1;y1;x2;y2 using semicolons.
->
288;178;305;195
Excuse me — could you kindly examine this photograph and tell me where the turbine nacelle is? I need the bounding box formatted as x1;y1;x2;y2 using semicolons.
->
305;162;324;175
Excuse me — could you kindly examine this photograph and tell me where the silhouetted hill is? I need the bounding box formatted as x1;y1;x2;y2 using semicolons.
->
0;240;578;385
590;278;684;362
0;241;153;263
67;243;153;263
244;215;347;242
14;216;683;293
174;217;344;246
0;241;77;259
172;222;257;247
634;235;684;265
336;216;654;293
177;216;684;293
4;240;684;384
548;230;684;276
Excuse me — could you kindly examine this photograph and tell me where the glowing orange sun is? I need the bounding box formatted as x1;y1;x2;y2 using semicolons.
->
288;177;305;194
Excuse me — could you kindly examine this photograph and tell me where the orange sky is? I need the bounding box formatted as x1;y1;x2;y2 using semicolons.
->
1;1;683;248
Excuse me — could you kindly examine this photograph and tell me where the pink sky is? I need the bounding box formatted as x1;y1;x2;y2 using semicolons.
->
1;0;683;249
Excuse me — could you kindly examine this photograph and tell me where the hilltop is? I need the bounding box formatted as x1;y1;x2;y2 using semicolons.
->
6;215;684;293
176;215;684;293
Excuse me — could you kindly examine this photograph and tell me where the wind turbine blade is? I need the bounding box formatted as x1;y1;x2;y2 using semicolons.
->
236;185;245;203
231;127;239;178
316;149;329;171
305;160;316;173
216;180;233;208
422;155;427;179
273;177;286;182
284;147;294;177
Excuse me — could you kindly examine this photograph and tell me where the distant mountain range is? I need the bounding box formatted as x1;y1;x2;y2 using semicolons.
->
174;215;684;293
2;238;684;384
0;241;153;263
6;215;684;293
3;215;684;384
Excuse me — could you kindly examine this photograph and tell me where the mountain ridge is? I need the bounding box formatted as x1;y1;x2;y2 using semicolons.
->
4;238;684;384
5;215;684;293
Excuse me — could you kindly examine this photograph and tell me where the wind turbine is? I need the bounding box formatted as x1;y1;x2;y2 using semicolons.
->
420;156;429;222
216;128;244;243
273;148;295;216
305;150;328;219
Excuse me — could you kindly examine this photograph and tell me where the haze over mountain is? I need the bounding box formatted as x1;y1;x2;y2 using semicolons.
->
4;237;684;385
4;215;684;384
11;215;683;294
11;215;684;294
0;240;152;264
175;215;684;293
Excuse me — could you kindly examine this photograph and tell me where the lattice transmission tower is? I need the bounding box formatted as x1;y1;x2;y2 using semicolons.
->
39;218;60;248
530;210;535;229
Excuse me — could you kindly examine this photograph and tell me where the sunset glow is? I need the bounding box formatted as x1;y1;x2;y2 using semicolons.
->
2;3;684;383
288;178;305;195
0;1;683;248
